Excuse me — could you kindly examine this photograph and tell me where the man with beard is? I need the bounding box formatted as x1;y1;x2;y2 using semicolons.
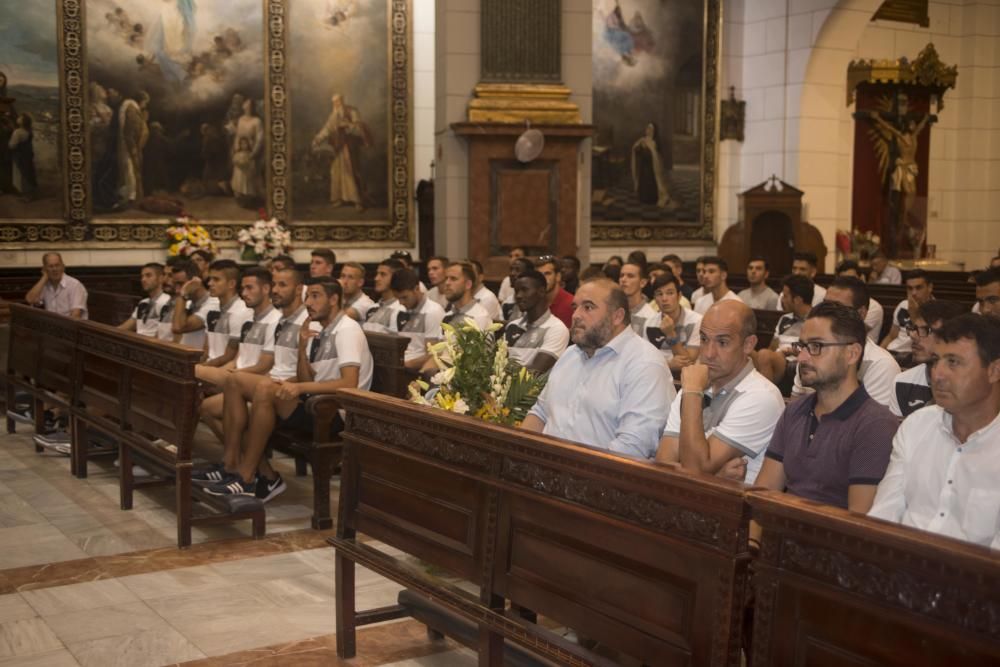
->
424;255;450;309
522;278;673;459
119;263;170;337
361;258;405;333
502;269;569;374
889;299;966;417
752;302;898;519
339;261;375;322
439;262;492;330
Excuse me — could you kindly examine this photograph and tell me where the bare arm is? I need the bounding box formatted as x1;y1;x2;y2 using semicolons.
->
748;457;787;544
847;484;879;514
118;318;138;332
880;325;899;349
238;351;274;376
203;340;239;368
293;364;359;396
521;414;545;432
24;275;46;306
68;309;84;320
296;321;318;382
526;353;557;375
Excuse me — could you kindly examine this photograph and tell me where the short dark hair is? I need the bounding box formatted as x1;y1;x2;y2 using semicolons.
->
937;313;1000;367
561;255;581;271
580;266;604;281
626;250;648;268
305;277;343;304
380;258;405;272
602;264;620;282
974;267;1000;287
515;269;546;291
538;256;562;273
390;267;420;292
651;273;680;293
448;261;476;284
904;268;931;284
142;262;164;274
311;248;337;266
242;266;273;287
647;262;670;276
428;255;449;266
783;274;815;305
209;259;240;283
662;254;682;265
702;256;728;272
828;275;869;311
271;254;296;269
916;300;966;326
747;256;769;271
171;260;197;279
623;261;649;280
191;249;215;263
511;257;534;273
807;301;867;367
273;267;303;285
792;251;818;267
836;259;861;275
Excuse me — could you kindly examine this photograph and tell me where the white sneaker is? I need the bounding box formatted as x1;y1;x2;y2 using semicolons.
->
113;459;151;477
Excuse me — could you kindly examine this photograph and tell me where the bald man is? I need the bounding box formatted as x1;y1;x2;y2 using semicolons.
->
522;278;675;459
656;300;785;484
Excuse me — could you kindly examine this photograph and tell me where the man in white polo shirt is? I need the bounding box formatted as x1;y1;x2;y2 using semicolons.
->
194;260;254;385
362;258;405;333
754;274;814;387
649;273;701;371
424;255;450;309
119;263;170;337
168;260;219;348
339;261;375;322
441;262;492;330
619;261;658;342
502;269;569;374
657;299;785;483
869;314;1000;549
693;257;741;315
392;267;445;371
468;259;502;322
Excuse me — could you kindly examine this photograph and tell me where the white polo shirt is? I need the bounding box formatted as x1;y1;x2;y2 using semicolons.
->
270;305;308;380
663;361;785;483
889;363;932;418
628;301;659;339
178;294;220;351
791;339;901;409
693;289;741;315
132;292;171;338
157;298;177;343
205;297;253;361
474;284;502;321
426;285;448;309
503;311;569;369
866;298;884;340
397;297;446;362
774;313;805;349
869;405;1000;549
777;283;827;310
887;300;914;353
648;308;701;363
362;298;405;334
235;306;281;370
443;300;492;331
308;313;373;391
345;292;376;321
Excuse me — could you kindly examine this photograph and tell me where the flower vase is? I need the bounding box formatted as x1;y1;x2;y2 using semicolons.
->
240;246;260;262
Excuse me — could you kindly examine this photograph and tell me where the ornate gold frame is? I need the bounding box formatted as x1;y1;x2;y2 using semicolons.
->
590;0;720;245
0;0;413;249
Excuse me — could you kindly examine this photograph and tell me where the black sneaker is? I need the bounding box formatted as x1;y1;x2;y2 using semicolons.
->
256;473;287;502
204;477;256;497
192;463;230;485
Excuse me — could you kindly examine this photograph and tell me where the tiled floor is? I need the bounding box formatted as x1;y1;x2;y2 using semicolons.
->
0;426;474;667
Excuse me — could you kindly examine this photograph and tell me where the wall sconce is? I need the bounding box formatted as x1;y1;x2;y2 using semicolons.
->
720;86;745;142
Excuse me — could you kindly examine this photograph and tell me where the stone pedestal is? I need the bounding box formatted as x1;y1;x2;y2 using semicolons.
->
452;123;593;263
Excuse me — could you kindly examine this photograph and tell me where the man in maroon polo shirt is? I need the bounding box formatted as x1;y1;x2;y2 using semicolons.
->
538;255;573;328
753;302;899;532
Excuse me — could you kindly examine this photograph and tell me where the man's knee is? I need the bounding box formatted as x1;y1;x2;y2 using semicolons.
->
252;379;277;403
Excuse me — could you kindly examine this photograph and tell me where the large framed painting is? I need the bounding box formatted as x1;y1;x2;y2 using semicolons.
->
590;0;719;244
0;1;64;230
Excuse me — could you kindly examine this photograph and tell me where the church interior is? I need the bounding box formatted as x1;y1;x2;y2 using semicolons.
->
0;0;998;665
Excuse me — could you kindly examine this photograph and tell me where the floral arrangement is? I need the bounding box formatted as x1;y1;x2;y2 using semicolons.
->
165;216;218;257
836;228;881;261
408;318;548;427
237;215;293;261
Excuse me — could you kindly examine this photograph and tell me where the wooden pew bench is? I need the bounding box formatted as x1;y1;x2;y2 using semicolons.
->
747;490;1000;665
266;331;411;530
753;308;781;350
331;390;752;666
87;290;141;326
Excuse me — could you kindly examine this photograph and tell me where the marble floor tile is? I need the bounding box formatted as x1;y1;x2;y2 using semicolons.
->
0;617;64;659
0;593;37;624
171;611;299;658
146;584;276;625
21;579;139;617
0;648;80;666
265;603;337;643
42;600;163;645
3;558;106;593
206;551;321;584
118;565;231;601
0;494;49;528
68;626;205;667
292;547;338;573
255;572;335;608
380;649;477;667
0;525;89;570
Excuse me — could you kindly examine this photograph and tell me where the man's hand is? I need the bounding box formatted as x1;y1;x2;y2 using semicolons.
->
680;363;710;393
717;457;748;482
275;380;301;401
659;313;676;337
300;317;319;344
181;277;202;298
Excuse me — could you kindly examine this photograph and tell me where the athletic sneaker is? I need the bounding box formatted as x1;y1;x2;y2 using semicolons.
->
191;463;230;485
204;477;256;497
7;407;33;425
34;430;70;446
256;473;287;502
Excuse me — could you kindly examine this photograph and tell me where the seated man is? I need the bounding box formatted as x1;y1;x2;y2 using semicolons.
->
119;263;170;337
836;259;883;338
889;300;966;417
468;259;502;321
393;268;445;371
662;254;694;301
309;248;336;279
619;261;658;338
25;252;88;319
777;251;827;310
737;256;780;311
560;254;581;295
522;278;673;459
649;273;701;372
205;279;373;499
199;268;281;439
656;300;785;482
193;260;254;386
500;256;534;321
502;269;569;374
754;274;814;386
168;260;219;348
362;258;405;331
441;262;492;330
880;269;934;365
693;256;741;314
267;254;296;274
869;250;901;285
868;314;1000;549
974;267;1000;316
790;276;901;408
338;261;375;322
425;255;450;309
390;250;428;292
497;247;525;303
538;256;574;328
754;302;898;516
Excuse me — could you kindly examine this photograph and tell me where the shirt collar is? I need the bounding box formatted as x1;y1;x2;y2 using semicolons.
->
219;296;240;313
938;406;1000;445
806;384;870;420
709;360;755;398
281;304;307;324
323;312;345;335
253;305;276;322
523;310;552;329
601;326;635;356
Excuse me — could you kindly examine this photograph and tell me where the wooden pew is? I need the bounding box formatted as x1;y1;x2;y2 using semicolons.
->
267;331;411;530
753;308;781;350
331;390;752;666
747;490;1000;665
87;290;141;326
72;320;265;546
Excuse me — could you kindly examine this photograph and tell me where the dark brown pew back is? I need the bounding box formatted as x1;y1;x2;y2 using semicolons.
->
87;290;141;326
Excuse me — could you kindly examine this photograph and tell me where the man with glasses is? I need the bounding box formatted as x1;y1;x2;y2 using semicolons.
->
880;268;934;364
889;300;967;417
752;302;898;517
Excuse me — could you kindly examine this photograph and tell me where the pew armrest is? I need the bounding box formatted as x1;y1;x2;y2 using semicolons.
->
305;394;343;444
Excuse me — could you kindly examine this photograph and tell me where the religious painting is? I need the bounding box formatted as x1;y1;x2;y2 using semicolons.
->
85;0;265;222
285;0;412;242
590;0;719;243
0;1;63;220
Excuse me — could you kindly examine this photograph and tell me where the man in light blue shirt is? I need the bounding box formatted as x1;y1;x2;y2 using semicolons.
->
522;278;675;459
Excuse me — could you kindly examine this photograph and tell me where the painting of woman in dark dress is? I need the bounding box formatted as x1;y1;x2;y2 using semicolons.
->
8;113;38;200
631;122;672;208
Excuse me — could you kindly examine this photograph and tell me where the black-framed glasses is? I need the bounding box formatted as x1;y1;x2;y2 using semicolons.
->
790;340;856;356
905;323;940;338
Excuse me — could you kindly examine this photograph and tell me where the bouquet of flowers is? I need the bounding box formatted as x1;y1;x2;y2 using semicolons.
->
408;318;548;427
837;228;881;261
165;216;218;257
237;214;293;262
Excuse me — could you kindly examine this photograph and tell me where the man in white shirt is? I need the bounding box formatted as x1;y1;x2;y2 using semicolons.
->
441;262;492;330
424;255;450;309
468;258;502;321
309;248;336;279
649;273;701;371
502;269;569;374
205;279;372;500
25;252;88;319
754;274;814;387
889;299;966;418
619;262;658;340
869;251;902;285
496;246;525;304
362;258;405;333
338;262;375;322
522;278;674;459
393;268;445;371
693;257;741;315
119;263;170;337
657;300;785;483
836;260;883;339
168;260;219;348
880;269;934;362
737;256;780;311
689;257;707;305
194;260;254;386
500;257;533;321
791;276;901;408
869;314;1000;549
777;251;828;310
